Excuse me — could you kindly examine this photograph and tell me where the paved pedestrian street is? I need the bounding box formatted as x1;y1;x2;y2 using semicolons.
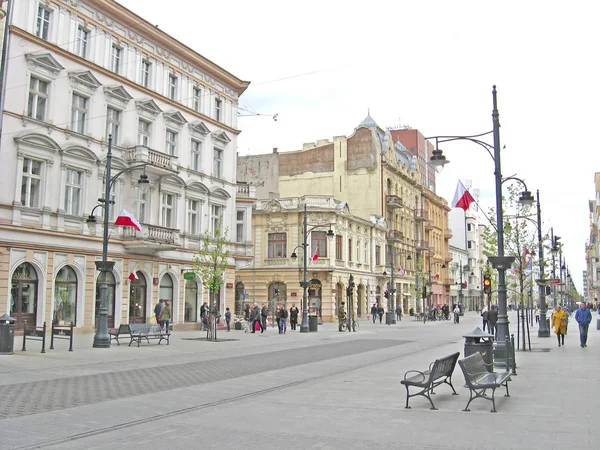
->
1;312;598;450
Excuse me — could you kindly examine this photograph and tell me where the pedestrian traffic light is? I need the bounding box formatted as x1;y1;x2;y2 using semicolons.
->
483;276;491;294
545;286;551;295
384;290;389;299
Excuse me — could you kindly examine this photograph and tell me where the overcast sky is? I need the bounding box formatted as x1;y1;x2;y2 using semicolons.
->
118;0;600;293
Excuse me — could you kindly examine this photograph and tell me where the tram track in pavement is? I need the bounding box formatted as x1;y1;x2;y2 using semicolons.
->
14;336;458;450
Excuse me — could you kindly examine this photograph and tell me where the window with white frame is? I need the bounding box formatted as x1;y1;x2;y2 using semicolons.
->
133;186;147;224
36;6;51;40
106;107;120;144
193;86;201;112
165;130;178;156
168;74;177;100
64;168;83;215
213;147;223;178
236;210;245;243
214;98;222;121
141;59;151;88
110;44;121;73
364;243;368;265
161;193;175;228
187;199;200;235
138;119;151;146
71;94;87;134
75;26;88;58
211;204;223;236
191;140;202;171
21;158;42;208
27;77;48;122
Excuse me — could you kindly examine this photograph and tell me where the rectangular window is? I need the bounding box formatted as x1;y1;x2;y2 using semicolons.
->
336;235;342;260
364;243;368;265
76;26;88;58
268;233;287;258
193;87;201;112
375;245;381;266
211;204;223;236
214;98;222;121
161;193;175;228
36;7;51;40
213;147;222;178
236;210;244;243
467;223;472;231
21;158;42;208
141;60;151;88
165;130;178;156
191;140;202;171
187;199;199;235
106;107;120;144
348;239;352;261
64;168;82;215
168;74;177;100
110;44;121;73
71;94;87;134
467;240;473;249
27;77;48;122
133;186;147;224
138;119;151;146
311;231;327;258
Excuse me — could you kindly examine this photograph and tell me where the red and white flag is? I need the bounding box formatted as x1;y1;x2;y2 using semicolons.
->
312;248;319;262
397;267;405;276
114;209;142;231
128;272;138;281
451;181;475;211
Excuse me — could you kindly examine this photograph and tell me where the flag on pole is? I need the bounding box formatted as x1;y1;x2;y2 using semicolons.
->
398;267;405;276
128;272;138;281
312;249;319;262
451;181;475;211
114;209;142;231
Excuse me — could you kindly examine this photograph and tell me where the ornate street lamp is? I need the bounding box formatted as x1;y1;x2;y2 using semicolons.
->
383;249;411;325
291;203;334;333
87;136;151;348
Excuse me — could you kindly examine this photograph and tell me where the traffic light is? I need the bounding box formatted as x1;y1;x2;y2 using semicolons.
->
384;290;389;299
483;276;491;294
545;286;551;295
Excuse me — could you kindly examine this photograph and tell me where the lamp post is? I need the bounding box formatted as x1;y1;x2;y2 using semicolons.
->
87;136;150;348
290;203;334;333
427;86;516;366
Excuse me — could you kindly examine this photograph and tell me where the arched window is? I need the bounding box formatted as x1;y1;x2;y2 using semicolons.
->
11;262;38;329
130;271;147;324
54;266;77;325
235;282;245;315
95;271;116;329
184;279;198;322
160;274;174;307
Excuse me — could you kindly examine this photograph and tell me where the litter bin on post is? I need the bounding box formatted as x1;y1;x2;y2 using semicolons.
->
463;327;494;372
309;314;318;332
0;313;16;355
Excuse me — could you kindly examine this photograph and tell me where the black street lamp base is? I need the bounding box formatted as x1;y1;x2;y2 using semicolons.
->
299;325;310;333
386;312;396;325
92;338;110;348
538;329;551;338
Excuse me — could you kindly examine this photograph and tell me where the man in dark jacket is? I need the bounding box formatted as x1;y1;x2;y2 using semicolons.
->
289;304;299;330
377;305;384;324
371;304;378;323
251;303;264;333
487;306;498;338
575;302;592;347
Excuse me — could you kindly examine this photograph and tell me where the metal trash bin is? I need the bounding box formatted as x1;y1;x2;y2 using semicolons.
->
463;327;494;372
234;321;242;331
309;314;318;332
0;313;16;355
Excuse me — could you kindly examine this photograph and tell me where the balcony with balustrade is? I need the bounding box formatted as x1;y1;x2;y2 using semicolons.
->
386;195;403;210
444;229;453;239
414;209;428;222
127;146;178;175
122;223;180;254
414;239;429;251
387;230;404;242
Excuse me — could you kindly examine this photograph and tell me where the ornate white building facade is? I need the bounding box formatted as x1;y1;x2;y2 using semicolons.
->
0;0;250;331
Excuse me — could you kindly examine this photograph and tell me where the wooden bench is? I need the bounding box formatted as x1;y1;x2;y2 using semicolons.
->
109;324;170;347
400;352;460;410
458;352;511;413
129;324;170;347
109;324;130;345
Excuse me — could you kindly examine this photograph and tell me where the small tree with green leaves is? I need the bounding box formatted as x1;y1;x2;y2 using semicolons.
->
192;223;230;341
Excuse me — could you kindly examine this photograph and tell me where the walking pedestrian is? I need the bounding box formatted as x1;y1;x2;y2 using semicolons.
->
248;306;255;333
289;303;299;330
154;299;164;326
200;302;208;331
261;304;268;330
225;307;231;332
279;305;288;334
160;301;171;333
552;305;567;347
535;307;540;325
481;306;489;332
377;305;384;324
487;305;498;338
395;305;402;322
453;305;460;324
575;302;592;347
251;303;264;333
597;305;600;331
275;305;282;333
370;303;377;324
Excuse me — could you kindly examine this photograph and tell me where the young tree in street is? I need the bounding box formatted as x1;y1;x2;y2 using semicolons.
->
192;223;230;341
